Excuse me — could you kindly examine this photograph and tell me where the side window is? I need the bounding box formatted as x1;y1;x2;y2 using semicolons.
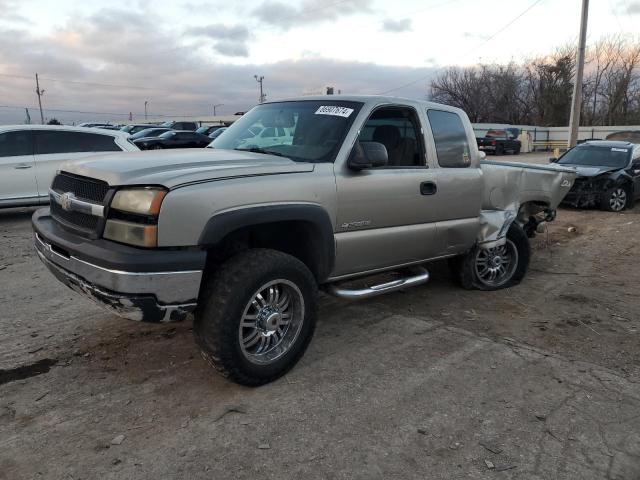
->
427;110;471;168
358;107;424;167
0;130;34;157
35;131;121;154
82;133;122;151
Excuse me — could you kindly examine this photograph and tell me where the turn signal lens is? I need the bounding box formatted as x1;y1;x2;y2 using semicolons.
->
111;188;167;216
103;219;158;248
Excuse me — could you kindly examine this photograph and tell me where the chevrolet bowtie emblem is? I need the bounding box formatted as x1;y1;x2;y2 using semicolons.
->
60;192;75;211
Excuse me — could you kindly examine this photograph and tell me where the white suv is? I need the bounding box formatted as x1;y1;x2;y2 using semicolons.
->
0;125;138;208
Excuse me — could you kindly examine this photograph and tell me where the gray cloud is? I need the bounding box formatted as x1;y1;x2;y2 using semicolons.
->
186;23;251;57
213;40;249;57
0;7;434;125
624;1;640;14
381;18;411;33
253;0;374;30
186;24;250;41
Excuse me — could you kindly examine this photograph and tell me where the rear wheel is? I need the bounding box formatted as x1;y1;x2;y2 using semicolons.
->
602;186;628;212
194;249;317;386
495;145;504;156
451;223;530;291
513;145;521;155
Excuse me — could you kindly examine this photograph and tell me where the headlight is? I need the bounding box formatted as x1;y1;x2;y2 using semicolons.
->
104;187;167;247
110;187;166;215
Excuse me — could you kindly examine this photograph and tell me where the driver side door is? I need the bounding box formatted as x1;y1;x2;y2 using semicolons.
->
332;105;440;278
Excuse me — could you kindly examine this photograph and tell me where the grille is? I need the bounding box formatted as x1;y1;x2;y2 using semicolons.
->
51;173;109;203
50;201;100;232
50;173;109;235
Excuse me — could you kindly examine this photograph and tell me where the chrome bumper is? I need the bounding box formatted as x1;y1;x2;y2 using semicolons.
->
34;232;202;322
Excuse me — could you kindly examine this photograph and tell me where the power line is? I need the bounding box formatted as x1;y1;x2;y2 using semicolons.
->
0;72;161;91
377;0;545;95
0;104;216;119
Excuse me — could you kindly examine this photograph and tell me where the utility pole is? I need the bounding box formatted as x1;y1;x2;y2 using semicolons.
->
35;73;45;124
568;0;589;148
254;75;266;103
144;100;148;120
213;103;223;116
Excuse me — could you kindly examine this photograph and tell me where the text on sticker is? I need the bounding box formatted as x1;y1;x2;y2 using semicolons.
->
611;148;628;152
315;106;354;118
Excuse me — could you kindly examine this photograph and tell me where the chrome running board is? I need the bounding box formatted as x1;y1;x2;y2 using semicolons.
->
327;267;429;300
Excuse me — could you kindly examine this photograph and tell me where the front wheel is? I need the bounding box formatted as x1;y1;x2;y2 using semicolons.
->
602;186;628;212
194;249;317;386
451;223;530;291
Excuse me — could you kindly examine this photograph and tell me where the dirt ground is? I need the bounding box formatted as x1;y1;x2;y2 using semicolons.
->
1;155;639;479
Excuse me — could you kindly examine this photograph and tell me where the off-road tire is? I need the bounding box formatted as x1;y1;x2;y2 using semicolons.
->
601;185;629;212
451;223;530;291
194;248;317;386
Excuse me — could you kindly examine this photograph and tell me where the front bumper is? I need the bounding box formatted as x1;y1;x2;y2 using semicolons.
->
33;209;206;322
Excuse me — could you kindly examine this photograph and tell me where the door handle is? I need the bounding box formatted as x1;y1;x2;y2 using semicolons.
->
14;164;33;169
420;181;437;195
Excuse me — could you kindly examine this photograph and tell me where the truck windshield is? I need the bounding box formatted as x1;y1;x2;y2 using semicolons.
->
210;100;363;163
558;146;630;168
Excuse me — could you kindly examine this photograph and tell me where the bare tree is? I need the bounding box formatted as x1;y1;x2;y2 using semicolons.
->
428;36;640;126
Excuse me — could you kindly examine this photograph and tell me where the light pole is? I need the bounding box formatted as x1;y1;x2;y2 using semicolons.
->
254;75;265;103
144;100;148;120
213;103;223;116
35;73;45;124
568;0;589;147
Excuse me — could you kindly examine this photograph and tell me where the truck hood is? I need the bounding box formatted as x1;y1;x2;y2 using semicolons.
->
571;165;620;177
61;148;315;188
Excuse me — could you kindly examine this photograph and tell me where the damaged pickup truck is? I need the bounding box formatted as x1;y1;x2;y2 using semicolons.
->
553;140;640;212
32;96;576;385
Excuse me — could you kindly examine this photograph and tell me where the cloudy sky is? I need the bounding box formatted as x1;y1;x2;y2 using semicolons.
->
0;0;637;124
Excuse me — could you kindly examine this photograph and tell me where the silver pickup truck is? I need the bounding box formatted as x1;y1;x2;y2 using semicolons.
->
32;96;575;385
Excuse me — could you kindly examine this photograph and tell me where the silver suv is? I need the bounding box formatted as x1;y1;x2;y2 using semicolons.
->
32;96;576;385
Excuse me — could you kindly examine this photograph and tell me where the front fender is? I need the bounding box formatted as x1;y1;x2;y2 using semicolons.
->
198;204;335;280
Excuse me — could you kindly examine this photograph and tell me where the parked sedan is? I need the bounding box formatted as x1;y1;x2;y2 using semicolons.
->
208;127;227;140
132;130;212;150
129;127;171;140
196;125;225;136
120;124;158;135
555;140;640;211
0;125;138;208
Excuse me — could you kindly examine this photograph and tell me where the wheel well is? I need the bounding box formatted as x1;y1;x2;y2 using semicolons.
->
205;220;329;281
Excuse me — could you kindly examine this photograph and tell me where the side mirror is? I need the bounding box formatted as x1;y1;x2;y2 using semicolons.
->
549;157;558;163
348;141;388;170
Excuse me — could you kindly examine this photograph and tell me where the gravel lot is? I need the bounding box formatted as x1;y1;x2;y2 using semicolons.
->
1;153;639;479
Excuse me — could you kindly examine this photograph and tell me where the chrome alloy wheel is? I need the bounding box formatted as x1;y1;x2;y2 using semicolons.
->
239;279;304;365
609;188;627;211
474;240;519;288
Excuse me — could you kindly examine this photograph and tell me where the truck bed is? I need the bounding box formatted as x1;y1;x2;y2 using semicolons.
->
480;159;576;212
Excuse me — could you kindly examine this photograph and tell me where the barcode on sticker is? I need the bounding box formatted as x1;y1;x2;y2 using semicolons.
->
611;147;628;152
315;106;354;118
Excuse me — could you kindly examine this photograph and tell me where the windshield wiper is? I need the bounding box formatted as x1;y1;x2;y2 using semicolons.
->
234;147;286;157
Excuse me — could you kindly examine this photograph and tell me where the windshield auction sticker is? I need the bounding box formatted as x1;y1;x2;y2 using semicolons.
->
315;106;354;118
611;148;628;152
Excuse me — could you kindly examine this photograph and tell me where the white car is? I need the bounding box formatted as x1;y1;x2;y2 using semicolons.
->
236;126;293;149
0;125;138;208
